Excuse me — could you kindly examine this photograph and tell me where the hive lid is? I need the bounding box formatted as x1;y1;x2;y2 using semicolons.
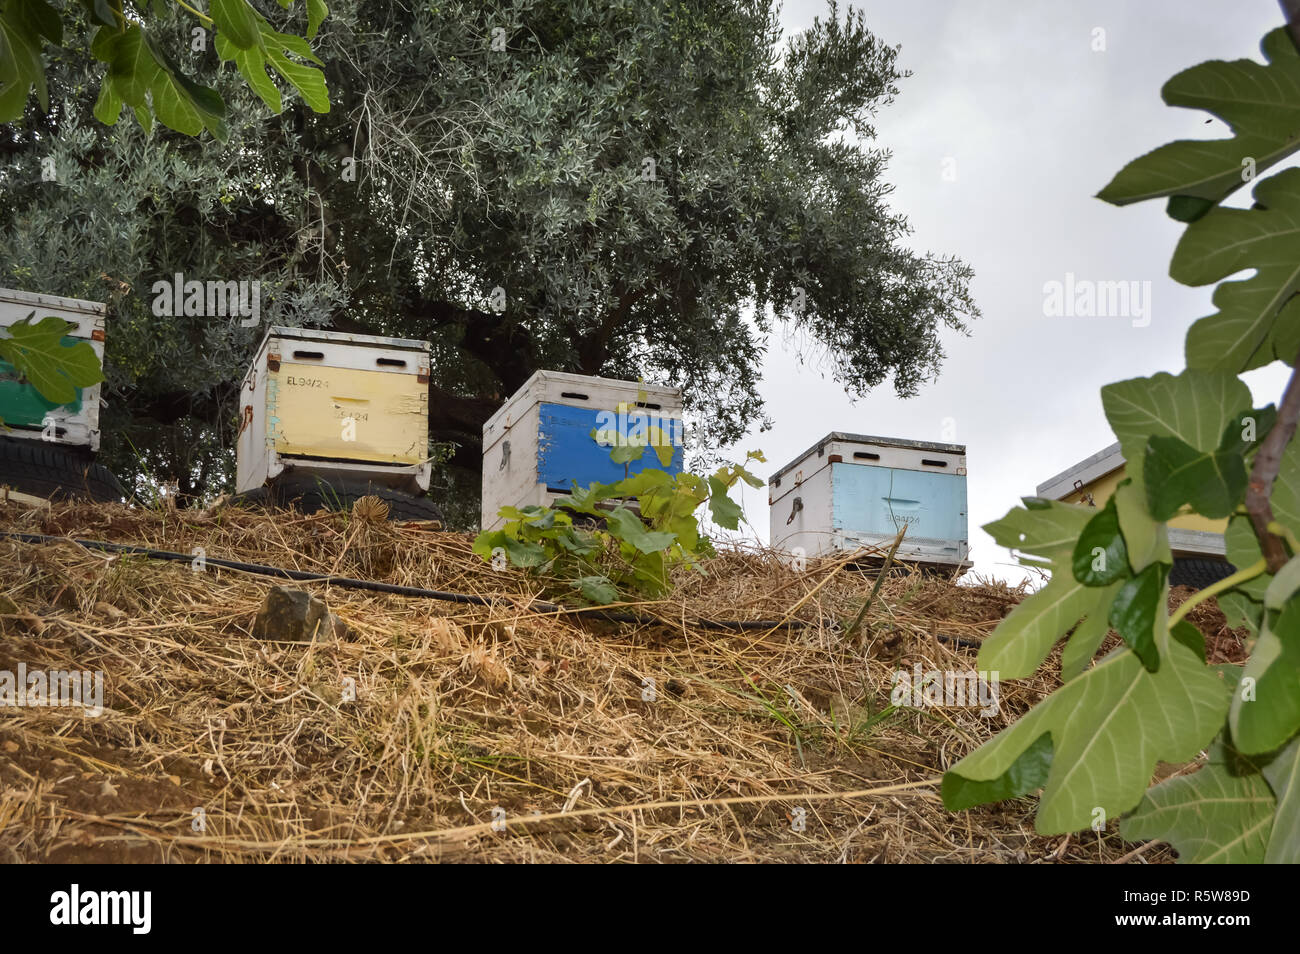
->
262;325;431;353
505;369;682;399
769;431;966;484
483;369;683;437
1035;442;1124;500
0;286;105;317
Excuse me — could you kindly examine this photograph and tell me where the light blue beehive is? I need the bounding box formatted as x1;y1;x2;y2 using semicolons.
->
769;432;968;567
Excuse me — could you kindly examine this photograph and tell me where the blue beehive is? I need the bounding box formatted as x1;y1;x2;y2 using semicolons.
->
769;432;969;567
481;371;685;530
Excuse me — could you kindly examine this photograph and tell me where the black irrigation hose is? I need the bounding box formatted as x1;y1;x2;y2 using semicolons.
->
0;531;985;647
2;531;779;631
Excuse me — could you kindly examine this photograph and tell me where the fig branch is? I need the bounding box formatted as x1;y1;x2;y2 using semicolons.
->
1245;345;1300;572
1282;0;1300;48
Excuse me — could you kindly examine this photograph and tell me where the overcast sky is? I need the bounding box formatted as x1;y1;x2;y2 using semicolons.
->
719;0;1295;582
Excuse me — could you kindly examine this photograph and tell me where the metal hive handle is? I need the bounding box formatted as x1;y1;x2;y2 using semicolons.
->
787;496;803;525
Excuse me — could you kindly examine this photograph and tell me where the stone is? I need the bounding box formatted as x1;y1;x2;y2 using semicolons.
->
252;586;345;642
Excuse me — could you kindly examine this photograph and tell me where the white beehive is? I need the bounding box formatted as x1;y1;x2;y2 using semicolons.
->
769;432;969;567
0;287;106;452
236;326;432;494
481;370;685;531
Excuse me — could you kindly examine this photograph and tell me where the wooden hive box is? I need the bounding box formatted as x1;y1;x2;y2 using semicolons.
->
0;287;106;452
236;326;431;494
769;432;969;567
1036;442;1228;563
481;370;685;531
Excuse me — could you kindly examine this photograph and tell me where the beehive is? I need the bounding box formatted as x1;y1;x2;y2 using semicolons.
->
0;287;106;452
236;327;431;494
481;370;685;531
769;432;969;566
1036;442;1227;559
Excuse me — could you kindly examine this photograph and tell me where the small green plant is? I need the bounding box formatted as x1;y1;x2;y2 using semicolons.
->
473;412;763;605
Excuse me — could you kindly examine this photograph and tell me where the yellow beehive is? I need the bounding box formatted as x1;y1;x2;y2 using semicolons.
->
237;327;431;494
1036;442;1227;558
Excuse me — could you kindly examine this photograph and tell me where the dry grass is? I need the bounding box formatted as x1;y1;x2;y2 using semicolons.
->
0;498;1174;863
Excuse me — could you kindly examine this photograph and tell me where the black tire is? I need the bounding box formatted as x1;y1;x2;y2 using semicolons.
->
229;486;270;508
559;510;608;531
0;437;125;503
1170;557;1236;590
240;474;444;525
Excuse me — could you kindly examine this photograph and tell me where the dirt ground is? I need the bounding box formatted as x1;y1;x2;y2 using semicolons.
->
0;499;1242;863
